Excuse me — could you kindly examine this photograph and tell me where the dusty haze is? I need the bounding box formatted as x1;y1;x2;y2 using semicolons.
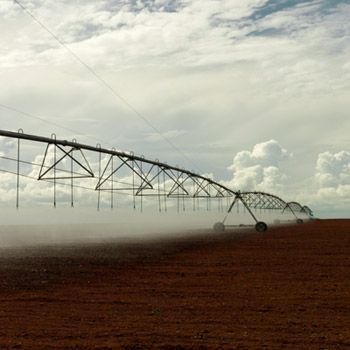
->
0;207;302;248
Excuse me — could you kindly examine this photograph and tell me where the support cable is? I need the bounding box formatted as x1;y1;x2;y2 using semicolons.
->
0;155;96;180
0;168;129;196
0;103;82;138
13;0;203;175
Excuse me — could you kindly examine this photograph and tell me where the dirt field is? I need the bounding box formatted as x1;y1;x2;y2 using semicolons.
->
0;219;350;349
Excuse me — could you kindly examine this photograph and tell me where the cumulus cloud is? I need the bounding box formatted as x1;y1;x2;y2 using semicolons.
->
292;150;350;217
315;151;350;209
226;140;289;191
317;185;350;200
315;151;350;188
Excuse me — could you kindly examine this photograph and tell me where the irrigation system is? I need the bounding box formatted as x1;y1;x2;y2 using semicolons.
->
1;3;313;233
0;129;313;232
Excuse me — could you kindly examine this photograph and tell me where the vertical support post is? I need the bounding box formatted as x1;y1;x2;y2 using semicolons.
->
176;169;180;214
111;151;114;210
156;163;161;213
192;179;195;212
16;138;20;209
51;134;57;208
71;149;74;207
54;145;56;207
140;160;143;213
97;144;101;211
71;140;76;208
131;155;136;210
181;172;185;212
16;129;23;209
163;170;167;212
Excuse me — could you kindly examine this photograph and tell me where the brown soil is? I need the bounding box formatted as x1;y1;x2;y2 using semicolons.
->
0;219;350;350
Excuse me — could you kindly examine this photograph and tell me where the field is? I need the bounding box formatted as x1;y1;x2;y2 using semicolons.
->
0;219;350;349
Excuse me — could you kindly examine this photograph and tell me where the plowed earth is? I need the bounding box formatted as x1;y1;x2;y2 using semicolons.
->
0;219;350;350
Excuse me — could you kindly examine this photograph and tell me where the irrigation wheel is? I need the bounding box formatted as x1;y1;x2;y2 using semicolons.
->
255;221;268;233
213;222;225;232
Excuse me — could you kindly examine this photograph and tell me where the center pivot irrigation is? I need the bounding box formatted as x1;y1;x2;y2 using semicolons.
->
0;129;313;232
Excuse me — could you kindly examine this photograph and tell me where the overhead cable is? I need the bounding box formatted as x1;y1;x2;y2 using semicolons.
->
13;0;203;174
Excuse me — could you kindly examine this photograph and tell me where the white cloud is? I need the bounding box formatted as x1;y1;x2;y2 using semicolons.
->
226;140;289;192
229;139;289;170
315;151;350;188
293;149;350;217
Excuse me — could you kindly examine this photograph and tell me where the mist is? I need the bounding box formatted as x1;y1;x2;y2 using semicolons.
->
0;208;225;248
0;207;306;249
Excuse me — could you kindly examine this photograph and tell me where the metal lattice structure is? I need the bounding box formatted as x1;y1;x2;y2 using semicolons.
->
302;206;313;217
0;129;313;231
239;192;287;210
284;202;313;217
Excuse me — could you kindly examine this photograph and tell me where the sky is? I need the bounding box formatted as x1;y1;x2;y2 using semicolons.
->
0;0;349;218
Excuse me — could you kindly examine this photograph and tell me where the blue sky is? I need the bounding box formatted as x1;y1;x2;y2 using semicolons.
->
0;0;349;217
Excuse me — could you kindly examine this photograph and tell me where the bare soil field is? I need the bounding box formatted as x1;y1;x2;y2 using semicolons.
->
0;219;350;349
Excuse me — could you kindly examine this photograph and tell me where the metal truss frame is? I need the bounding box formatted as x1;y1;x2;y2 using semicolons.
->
284;202;314;219
0;129;313;227
0;129;236;211
220;191;302;226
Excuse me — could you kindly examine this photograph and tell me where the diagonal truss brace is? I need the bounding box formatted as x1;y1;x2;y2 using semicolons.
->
223;191;259;224
38;143;94;180
95;155;154;191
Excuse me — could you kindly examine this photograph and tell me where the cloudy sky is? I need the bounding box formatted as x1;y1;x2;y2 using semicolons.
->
0;0;350;217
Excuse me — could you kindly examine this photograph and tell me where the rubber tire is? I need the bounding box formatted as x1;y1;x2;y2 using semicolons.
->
296;218;304;224
255;221;268;233
213;222;225;232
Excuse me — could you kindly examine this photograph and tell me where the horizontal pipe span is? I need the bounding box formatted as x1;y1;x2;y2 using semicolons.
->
0;129;310;213
0;129;234;195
